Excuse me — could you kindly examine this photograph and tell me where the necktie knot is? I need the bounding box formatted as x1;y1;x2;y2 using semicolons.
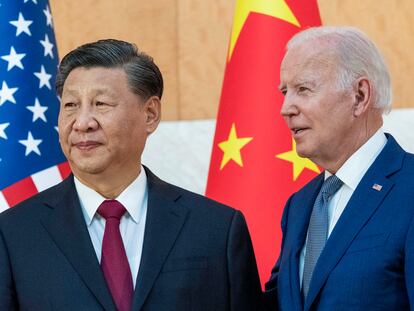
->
320;175;343;201
97;199;126;221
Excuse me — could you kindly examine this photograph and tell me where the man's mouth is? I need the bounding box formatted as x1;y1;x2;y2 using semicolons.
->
73;141;102;150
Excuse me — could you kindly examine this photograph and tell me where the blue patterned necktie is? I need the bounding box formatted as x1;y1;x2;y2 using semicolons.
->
302;174;343;299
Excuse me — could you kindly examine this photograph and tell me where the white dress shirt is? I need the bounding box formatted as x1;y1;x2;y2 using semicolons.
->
299;129;387;288
74;166;148;288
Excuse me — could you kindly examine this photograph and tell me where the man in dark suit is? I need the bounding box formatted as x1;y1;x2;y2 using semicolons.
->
264;26;414;310
0;39;262;310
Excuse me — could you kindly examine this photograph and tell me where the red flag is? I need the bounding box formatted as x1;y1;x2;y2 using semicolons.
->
206;0;322;285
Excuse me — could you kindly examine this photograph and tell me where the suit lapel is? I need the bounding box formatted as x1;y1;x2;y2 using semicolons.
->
304;135;405;311
41;176;116;311
131;168;189;310
282;174;324;311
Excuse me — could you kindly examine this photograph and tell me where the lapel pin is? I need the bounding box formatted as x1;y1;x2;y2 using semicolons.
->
372;184;383;191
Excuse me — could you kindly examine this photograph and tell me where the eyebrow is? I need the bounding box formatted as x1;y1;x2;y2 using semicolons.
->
63;87;116;97
295;80;314;87
279;78;317;91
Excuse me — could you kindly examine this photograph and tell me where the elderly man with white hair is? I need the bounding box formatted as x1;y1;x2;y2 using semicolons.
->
264;26;414;311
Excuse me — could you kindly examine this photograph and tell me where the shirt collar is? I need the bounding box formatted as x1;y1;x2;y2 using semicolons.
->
325;129;387;190
74;166;148;225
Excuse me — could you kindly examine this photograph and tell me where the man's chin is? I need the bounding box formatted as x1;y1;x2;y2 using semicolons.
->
296;145;316;161
69;161;107;176
295;144;307;158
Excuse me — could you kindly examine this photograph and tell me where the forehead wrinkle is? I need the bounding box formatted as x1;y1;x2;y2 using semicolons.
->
63;67;128;98
281;41;341;93
62;84;118;99
285;54;338;87
281;63;317;88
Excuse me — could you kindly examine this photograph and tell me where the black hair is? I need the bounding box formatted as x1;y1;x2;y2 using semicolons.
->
56;39;163;100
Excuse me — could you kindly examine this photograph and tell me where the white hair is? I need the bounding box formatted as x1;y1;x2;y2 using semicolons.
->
287;26;392;113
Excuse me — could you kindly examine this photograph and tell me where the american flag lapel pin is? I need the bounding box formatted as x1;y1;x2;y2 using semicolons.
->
372;184;383;191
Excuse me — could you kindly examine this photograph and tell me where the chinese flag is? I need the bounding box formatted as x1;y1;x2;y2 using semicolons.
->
206;0;322;285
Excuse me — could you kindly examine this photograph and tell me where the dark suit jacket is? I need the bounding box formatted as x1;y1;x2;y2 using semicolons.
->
0;167;262;310
264;134;414;311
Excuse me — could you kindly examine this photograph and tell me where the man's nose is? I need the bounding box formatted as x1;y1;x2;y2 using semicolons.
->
72;107;99;132
280;94;299;117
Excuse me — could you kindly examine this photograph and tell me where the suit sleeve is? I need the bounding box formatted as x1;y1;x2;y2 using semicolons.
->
263;195;293;311
0;228;17;310
404;213;414;308
226;210;262;311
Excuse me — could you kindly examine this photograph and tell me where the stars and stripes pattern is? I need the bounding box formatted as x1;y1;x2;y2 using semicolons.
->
0;0;69;211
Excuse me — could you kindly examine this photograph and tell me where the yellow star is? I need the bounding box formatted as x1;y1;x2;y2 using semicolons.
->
228;0;300;60
276;138;320;180
218;123;253;170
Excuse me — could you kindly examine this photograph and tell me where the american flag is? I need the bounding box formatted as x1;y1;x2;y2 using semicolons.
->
0;0;70;211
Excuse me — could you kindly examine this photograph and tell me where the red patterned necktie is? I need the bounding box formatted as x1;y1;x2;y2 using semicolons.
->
97;200;133;311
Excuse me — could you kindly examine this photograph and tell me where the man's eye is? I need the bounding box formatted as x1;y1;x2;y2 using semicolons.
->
64;102;76;108
96;101;112;107
298;86;310;93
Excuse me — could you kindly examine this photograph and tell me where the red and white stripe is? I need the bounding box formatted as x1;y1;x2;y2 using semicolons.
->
0;162;71;212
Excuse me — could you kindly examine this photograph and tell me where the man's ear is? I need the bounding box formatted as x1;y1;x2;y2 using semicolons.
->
144;96;161;134
353;77;372;117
